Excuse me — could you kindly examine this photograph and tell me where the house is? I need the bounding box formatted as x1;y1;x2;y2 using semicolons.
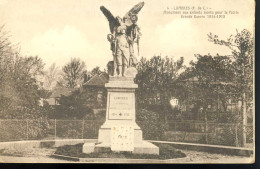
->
177;75;244;121
82;73;109;113
43;73;108;112
45;87;76;106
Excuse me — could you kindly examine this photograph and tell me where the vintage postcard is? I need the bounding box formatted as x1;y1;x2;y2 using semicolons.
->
0;0;255;163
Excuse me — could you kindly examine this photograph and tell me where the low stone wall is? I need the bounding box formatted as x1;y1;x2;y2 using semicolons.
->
0;139;98;151
147;140;254;157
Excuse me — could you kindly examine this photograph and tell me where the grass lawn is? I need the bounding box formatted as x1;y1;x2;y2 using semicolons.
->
54;143;186;160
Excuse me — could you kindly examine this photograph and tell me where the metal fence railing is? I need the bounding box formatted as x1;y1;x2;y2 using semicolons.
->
0;119;104;142
165;121;254;147
0;119;254;148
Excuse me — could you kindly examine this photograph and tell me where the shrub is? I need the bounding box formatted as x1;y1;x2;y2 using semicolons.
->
56;120;82;139
208;126;237;146
136;109;167;140
55;143;186;159
0;119;49;141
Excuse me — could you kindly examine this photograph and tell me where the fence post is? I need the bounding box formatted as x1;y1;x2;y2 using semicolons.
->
82;120;85;139
174;122;177;141
205;121;208;144
54;119;57;140
235;123;239;147
26;119;29;140
94;121;97;136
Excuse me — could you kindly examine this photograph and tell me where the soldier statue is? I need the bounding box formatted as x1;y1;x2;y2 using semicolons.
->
101;2;144;77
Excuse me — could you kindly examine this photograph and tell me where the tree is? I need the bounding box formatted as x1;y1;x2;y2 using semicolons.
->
176;54;237;143
53;90;94;119
0;25;49;119
90;66;103;76
208;29;254;146
179;54;235;115
62;58;87;88
135;55;184;120
0;55;47;117
44;63;61;90
83;66;103;83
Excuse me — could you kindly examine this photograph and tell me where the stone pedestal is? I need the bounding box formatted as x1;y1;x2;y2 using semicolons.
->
92;75;159;155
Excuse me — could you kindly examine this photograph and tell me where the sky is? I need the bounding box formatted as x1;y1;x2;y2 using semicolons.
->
0;0;255;71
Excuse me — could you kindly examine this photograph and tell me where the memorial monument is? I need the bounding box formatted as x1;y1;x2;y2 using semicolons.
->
83;2;159;155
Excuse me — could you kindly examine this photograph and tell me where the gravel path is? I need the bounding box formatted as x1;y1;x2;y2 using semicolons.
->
0;148;254;163
180;150;253;164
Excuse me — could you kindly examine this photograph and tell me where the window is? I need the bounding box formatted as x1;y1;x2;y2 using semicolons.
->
97;91;103;102
55;97;60;105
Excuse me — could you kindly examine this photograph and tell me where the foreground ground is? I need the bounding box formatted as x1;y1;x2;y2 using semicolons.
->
0;147;253;163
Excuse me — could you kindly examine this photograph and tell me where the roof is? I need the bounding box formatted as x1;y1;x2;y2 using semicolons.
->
182;76;235;85
50;87;76;98
83;73;109;87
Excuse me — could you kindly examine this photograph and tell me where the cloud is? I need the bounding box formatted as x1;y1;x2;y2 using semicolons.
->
22;25;110;70
155;19;198;51
15;0;253;69
140;18;202;64
142;17;241;65
0;0;7;5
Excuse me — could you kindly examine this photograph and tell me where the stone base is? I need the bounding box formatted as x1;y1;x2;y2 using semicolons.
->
96;125;159;155
94;75;159;155
98;126;143;145
133;141;159;155
94;141;159;155
82;143;95;154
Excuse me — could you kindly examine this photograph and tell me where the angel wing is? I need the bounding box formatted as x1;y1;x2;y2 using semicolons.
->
124;2;145;26
100;6;120;33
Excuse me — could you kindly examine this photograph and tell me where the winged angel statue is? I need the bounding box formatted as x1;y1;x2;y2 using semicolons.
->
100;2;144;77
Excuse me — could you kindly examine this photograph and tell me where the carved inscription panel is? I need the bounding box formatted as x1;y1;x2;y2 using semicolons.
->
108;92;134;120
